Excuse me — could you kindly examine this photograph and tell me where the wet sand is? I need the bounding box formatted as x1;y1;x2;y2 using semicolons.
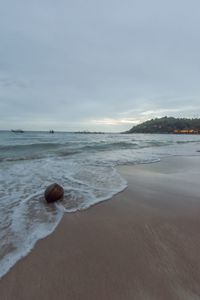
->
1;156;200;300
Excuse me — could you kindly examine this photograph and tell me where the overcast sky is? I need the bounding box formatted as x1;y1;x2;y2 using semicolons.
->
0;0;200;131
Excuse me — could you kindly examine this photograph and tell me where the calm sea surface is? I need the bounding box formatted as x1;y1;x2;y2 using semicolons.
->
0;131;200;278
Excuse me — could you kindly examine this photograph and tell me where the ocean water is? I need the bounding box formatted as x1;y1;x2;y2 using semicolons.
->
0;131;200;278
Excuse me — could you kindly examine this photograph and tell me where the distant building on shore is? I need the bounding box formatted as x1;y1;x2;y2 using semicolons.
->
174;129;199;134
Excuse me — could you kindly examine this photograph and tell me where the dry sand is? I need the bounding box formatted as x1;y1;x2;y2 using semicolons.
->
1;156;200;300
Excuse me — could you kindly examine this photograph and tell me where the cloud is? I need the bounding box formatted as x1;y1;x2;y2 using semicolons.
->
0;0;200;131
0;77;27;89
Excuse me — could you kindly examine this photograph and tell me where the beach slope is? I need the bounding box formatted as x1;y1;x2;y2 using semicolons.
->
1;156;200;300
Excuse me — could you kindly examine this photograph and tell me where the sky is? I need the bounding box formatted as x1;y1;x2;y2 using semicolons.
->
0;0;200;132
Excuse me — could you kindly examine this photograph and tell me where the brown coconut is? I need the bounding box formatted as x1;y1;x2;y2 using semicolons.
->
44;183;64;203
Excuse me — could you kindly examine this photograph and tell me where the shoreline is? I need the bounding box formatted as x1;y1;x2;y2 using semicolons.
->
1;155;200;299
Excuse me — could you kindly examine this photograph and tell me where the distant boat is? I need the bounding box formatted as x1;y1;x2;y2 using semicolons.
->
49;130;54;134
11;129;24;133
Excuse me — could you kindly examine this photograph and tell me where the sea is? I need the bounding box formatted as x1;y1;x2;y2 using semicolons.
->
0;131;200;278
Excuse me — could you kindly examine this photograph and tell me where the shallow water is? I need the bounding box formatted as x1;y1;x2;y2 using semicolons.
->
0;131;200;278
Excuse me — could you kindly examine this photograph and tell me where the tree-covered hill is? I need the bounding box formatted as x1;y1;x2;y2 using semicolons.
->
125;117;200;134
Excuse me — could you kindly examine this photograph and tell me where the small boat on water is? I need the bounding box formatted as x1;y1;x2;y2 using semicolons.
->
11;129;24;133
49;130;54;134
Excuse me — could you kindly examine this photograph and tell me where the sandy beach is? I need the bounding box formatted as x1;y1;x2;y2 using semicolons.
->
1;156;200;300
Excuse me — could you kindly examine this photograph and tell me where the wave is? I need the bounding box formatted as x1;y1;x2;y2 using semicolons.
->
0;142;62;151
0;159;127;279
0;142;140;162
176;140;200;144
145;141;173;147
0;150;80;162
80;141;139;151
